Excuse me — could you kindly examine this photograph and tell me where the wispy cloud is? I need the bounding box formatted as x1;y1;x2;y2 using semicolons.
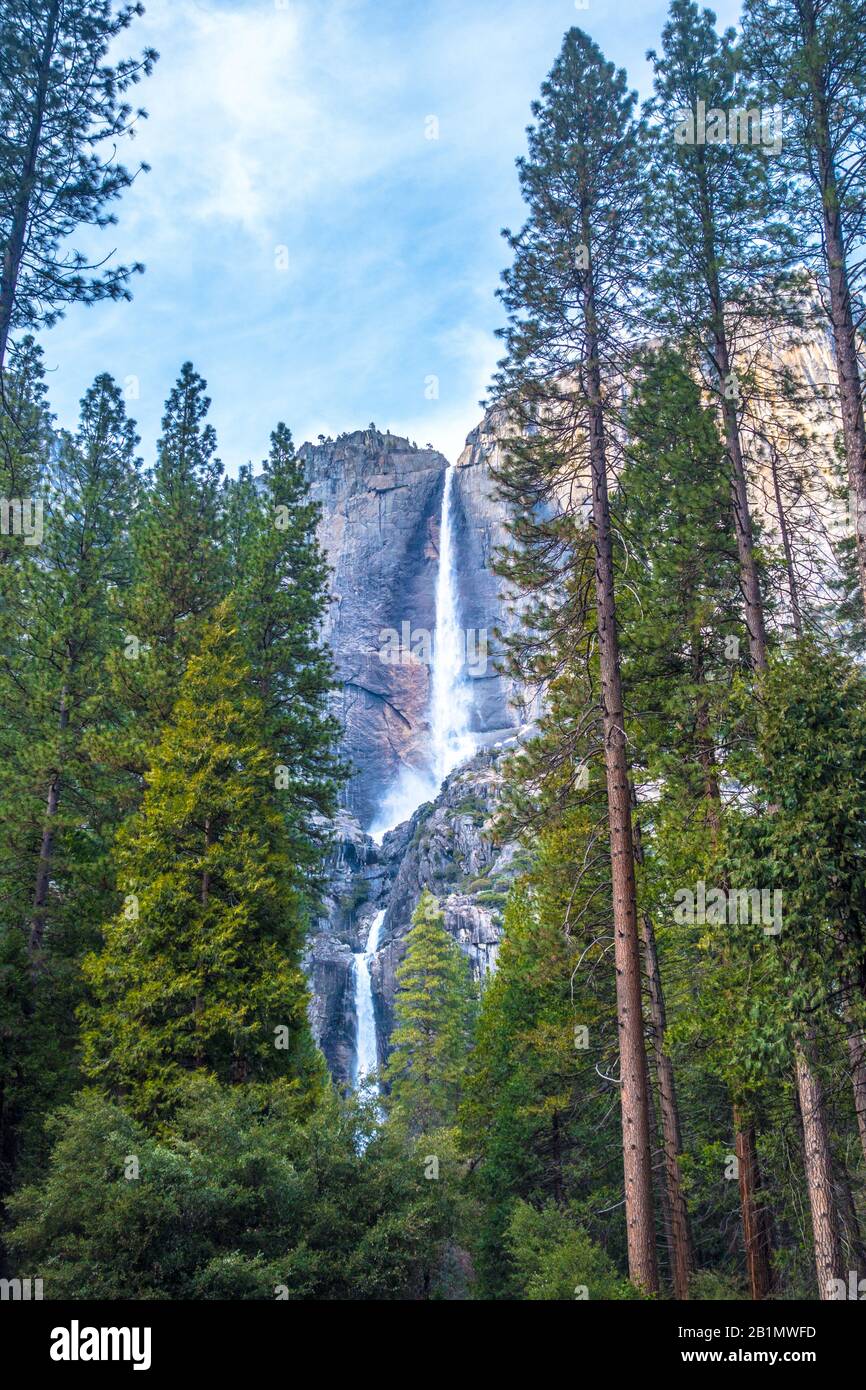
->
39;0;742;470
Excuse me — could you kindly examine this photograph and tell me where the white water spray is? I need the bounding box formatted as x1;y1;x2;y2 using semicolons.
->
353;908;385;1090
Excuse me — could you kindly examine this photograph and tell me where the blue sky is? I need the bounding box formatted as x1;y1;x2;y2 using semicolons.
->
41;0;742;474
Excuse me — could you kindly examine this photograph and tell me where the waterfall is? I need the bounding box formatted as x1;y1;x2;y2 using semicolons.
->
369;464;476;839
353;908;385;1090
357;466;477;1089
429;465;476;786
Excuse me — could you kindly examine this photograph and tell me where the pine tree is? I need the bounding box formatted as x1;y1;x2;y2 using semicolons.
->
228;424;344;899
385;890;476;1135
645;0;794;673
460;854;623;1296
0;335;53;557
0;0;157;372
0;370;140;1185
725;640;866;1296
742;0;866;624
618;349;748;1298
109;362;225;775
80;599;324;1122
492;27;659;1292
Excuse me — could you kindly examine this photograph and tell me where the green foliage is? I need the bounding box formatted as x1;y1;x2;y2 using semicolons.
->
385;891;477;1135
505;1200;642;1301
108;362;225;773
226;424;344;899
80;600;324;1122
0;0;157;367
6;1080;468;1300
0;365;141;1186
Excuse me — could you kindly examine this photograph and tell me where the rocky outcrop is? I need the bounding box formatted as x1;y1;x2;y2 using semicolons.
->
306;745;527;1086
300;428;447;830
300;422;531;831
297;418;532;1082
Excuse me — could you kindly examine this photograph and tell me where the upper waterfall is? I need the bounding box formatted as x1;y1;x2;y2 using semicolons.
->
430;465;477;786
369;464;477;839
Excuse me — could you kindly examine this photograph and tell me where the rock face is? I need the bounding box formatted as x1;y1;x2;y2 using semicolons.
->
301;429;447;830
305;747;526;1087
300;423;530;832
452;413;537;741
298;419;532;1084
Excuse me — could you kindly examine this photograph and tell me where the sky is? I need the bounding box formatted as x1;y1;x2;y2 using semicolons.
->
40;0;742;474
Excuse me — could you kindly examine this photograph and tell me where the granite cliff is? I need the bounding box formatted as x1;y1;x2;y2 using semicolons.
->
299;419;529;1085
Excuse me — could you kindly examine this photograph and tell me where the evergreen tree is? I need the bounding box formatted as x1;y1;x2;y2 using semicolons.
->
492;26;659;1292
109;362;225;776
724;640;866;1296
385;891;476;1135
460;864;623;1297
644;0;794;672
6;1080;469;1299
742;0;866;624
228;424;344;899
0;0;157;372
80;600;324;1121
0;335;53;558
0;371;139;1187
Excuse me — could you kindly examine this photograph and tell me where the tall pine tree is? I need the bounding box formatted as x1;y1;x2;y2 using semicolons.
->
0;0;157;371
81;599;324;1122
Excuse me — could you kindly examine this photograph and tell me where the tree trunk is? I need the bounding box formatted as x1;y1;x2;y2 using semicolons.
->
640;912;693;1299
794;1037;845;1298
733;1105;774;1300
584;285;658;1293
768;442;803;637
822;199;866;620
0;1;60;375
846;1026;866;1166
833;1165;866;1273
696;665;775;1300
714;331;768;671
800;0;866;623
28;683;69;965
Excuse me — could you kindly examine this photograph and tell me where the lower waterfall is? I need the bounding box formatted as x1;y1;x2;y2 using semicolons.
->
353;908;385;1090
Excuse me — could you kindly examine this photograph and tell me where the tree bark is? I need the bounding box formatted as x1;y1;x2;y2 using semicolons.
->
833;1165;866;1273
800;0;866;622
28;683;69;966
768;441;803;637
846;1026;866;1167
794;1037;845;1298
0;1;60;375
584;276;658;1293
640;912;694;1299
713;330;768;672
733;1105;774;1300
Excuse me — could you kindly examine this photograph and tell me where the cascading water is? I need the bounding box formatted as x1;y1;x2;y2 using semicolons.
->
429;464;476;786
356;465;477;1088
369;464;476;840
353;908;385;1090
